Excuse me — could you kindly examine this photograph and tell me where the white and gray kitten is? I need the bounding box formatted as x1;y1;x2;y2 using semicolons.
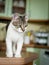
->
6;13;28;57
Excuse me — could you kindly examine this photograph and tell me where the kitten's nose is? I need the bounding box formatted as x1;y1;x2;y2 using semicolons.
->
21;28;25;32
22;29;25;32
21;26;25;32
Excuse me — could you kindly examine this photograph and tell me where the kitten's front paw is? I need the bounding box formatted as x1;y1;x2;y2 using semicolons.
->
6;53;13;57
15;54;21;57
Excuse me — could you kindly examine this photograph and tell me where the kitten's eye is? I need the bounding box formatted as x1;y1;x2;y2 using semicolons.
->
19;25;21;27
16;18;19;21
25;24;28;27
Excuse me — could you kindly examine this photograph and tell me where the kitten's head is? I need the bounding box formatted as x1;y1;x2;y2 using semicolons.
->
12;13;28;32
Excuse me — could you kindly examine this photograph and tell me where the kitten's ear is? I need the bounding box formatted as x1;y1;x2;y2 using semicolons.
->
12;13;19;21
25;15;28;22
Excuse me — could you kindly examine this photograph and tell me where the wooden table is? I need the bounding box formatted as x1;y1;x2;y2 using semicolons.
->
0;52;38;65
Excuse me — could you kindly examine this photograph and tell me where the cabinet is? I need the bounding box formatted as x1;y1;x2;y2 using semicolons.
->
0;0;48;23
27;0;48;20
7;0;26;17
12;0;26;14
0;0;8;16
0;0;26;17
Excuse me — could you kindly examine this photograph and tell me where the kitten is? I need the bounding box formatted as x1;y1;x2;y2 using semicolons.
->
6;13;28;57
